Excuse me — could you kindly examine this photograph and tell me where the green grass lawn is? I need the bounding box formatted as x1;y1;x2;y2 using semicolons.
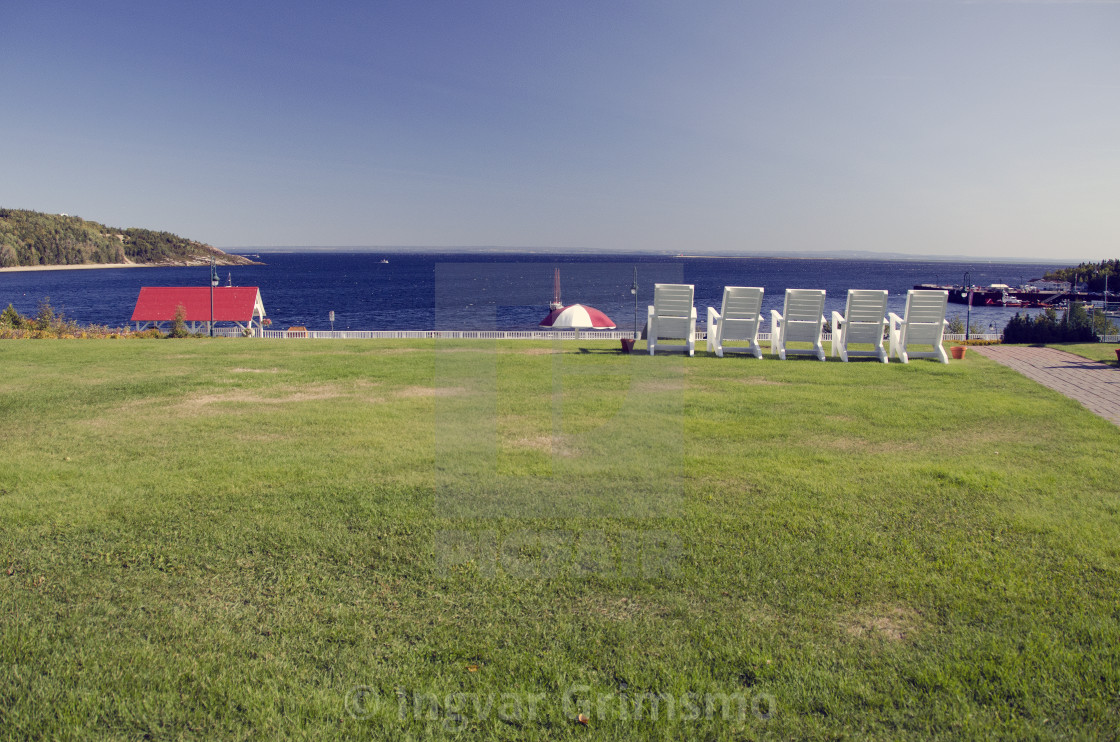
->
1042;342;1120;365
2;339;1119;740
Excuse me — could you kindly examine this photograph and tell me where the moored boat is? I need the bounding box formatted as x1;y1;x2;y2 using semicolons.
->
917;283;1067;307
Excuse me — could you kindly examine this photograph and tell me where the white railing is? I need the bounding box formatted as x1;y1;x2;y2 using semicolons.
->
215;329;1017;343
254;329;640;340
210;328;1120;344
246;329;746;341
110;322;1120;345
213;327;249;337
238;329;1006;343
944;333;1003;342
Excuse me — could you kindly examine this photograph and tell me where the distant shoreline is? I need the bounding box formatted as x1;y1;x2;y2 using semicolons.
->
0;262;151;273
223;247;1064;265
0;261;248;273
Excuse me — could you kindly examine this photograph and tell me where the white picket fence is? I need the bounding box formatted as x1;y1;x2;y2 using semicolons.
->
220;328;1012;342
944;334;1002;342
233;329;644;340
211;328;1120;343
231;328;696;340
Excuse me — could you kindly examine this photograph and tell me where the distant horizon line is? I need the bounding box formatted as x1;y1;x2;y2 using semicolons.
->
219;245;1066;265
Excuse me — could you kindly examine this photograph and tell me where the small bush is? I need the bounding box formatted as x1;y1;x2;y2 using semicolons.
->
34;297;55;331
0;303;24;329
168;304;189;338
0;297;142;339
1003;306;1098;344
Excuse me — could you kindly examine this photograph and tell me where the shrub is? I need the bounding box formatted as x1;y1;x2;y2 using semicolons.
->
1003;305;1098;344
1091;308;1118;336
0;297;141;339
27;297;79;336
34;297;55;332
0;303;25;329
169;304;189;338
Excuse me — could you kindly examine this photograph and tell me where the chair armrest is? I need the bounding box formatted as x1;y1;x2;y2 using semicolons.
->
770;309;783;341
887;312;903;357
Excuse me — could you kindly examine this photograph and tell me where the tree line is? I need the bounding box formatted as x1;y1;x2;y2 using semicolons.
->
1043;259;1120;292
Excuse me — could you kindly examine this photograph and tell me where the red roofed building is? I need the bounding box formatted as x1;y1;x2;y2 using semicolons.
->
131;287;267;334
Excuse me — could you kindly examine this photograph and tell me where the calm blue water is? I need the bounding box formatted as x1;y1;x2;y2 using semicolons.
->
0;252;1066;332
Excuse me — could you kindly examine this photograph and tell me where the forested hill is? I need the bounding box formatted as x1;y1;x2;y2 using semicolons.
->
1044;260;1120;292
0;208;258;268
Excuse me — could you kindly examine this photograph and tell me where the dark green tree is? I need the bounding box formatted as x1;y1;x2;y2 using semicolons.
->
34;297;55;331
169;304;190;338
1002;306;1098;344
0;303;24;328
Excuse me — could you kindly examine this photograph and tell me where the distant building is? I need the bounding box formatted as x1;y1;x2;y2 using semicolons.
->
131;286;267;333
1025;279;1069;293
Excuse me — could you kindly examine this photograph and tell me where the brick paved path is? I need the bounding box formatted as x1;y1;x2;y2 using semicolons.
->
972;345;1120;427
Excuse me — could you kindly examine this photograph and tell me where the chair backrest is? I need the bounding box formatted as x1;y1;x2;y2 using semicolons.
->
842;290;888;344
653;283;695;337
902;290;948;345
654;284;694;316
782;289;826;342
718;286;763;341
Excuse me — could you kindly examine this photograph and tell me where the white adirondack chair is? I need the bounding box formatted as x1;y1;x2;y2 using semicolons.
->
647;283;696;356
831;289;889;363
888;289;949;363
770;289;826;360
706;286;764;358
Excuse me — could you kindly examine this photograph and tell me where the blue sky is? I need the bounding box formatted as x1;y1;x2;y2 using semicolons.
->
2;0;1117;259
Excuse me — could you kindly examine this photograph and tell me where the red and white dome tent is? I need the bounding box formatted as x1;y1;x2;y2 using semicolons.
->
538;268;616;329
